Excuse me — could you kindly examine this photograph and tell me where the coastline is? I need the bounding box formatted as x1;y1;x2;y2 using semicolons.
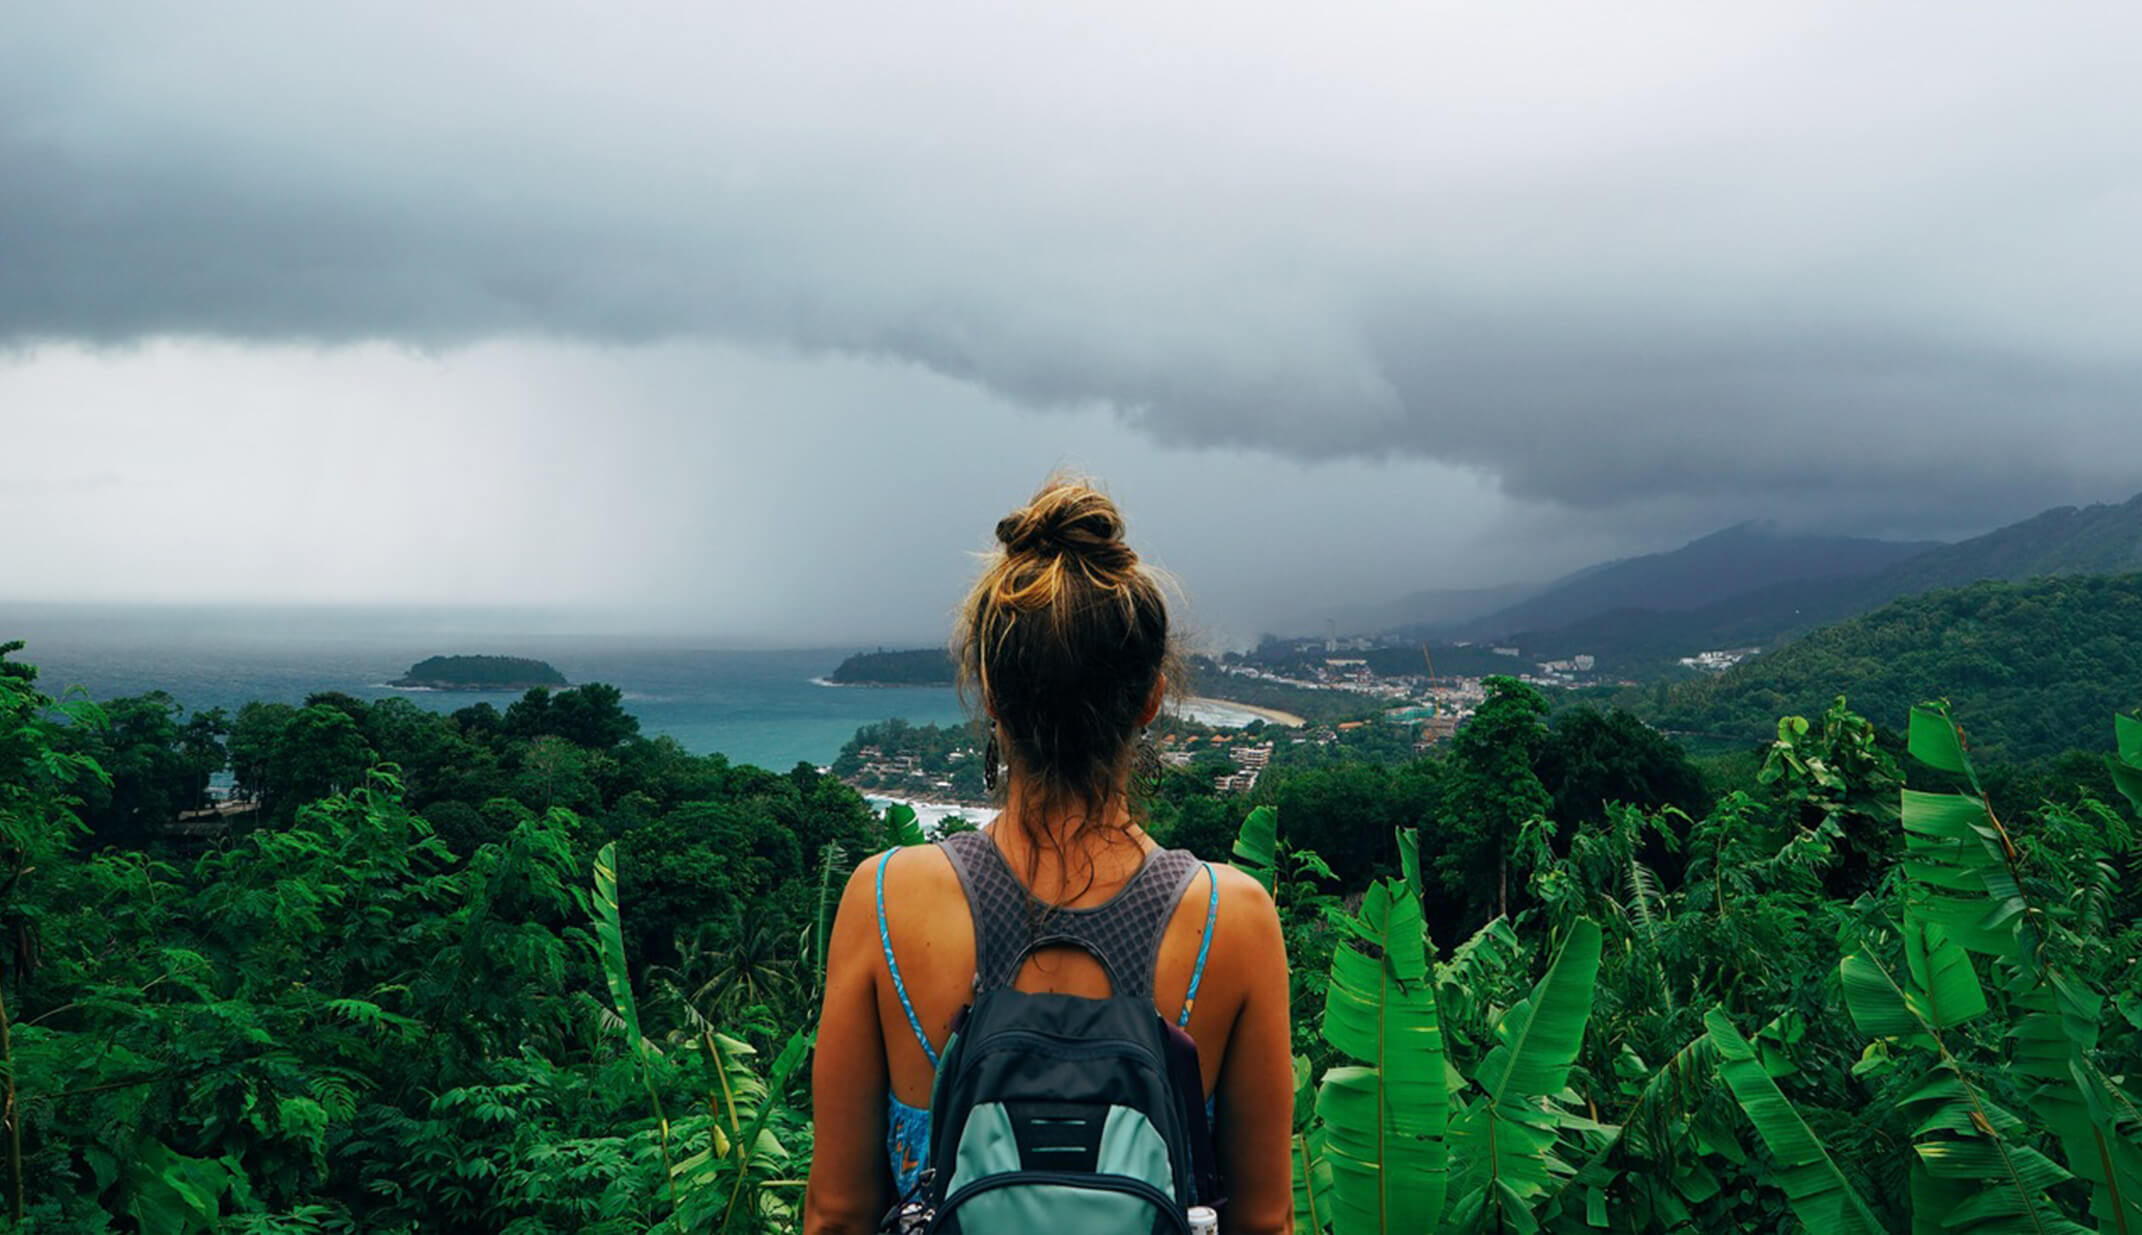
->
862;793;998;832
1179;695;1307;728
817;675;1304;730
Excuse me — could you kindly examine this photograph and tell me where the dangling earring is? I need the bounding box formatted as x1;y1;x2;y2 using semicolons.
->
1134;727;1162;795
983;733;1001;794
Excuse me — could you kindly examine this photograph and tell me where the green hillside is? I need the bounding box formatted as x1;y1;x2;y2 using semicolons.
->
1444;522;1933;641
1858;489;2142;596
1637;572;2142;761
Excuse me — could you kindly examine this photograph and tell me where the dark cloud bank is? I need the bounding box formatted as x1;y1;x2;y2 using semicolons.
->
8;3;2142;561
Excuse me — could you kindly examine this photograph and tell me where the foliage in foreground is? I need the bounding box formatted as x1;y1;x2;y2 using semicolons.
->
1283;699;2142;1233
0;649;851;1233
4;625;2139;1230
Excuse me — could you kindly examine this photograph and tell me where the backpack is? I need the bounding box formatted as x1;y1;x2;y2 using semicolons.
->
915;830;1220;1234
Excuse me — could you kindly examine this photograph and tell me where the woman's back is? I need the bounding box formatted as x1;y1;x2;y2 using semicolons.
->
872;823;1269;1116
803;477;1294;1234
812;825;1291;1234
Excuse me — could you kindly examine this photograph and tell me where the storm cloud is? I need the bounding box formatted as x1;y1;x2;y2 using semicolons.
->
6;2;2142;635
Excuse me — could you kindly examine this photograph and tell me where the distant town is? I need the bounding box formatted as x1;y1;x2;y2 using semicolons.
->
829;630;1773;807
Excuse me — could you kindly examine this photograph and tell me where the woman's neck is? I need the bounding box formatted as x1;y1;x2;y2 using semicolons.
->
989;773;1151;898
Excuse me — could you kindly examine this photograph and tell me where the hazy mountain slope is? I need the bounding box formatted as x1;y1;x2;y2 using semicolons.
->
1272;580;1542;640
1451;523;1937;640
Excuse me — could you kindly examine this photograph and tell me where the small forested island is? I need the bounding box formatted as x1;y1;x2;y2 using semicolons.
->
827;647;957;685
391;654;569;690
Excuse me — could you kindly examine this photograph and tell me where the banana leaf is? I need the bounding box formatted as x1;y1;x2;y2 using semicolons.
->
1705;1008;1885;1235
1907;704;1972;778
1841;948;1921;1041
1899;787;2025;962
1316;878;1449;1235
1539;1029;1724;1231
1449;919;1603;1218
1232;804;1279;894
2111;713;2142;817
593;839;680;1217
1472;919;1602;1104
1902;920;1987;1031
1900;1067;2091;1234
885;802;926;848
1294;1123;1334;1235
2013;971;2142;1234
593;842;654;1072
813;840;846;994
1434;916;1524;1064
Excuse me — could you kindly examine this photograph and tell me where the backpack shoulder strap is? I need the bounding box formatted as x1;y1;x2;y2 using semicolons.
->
939;831;1203;1001
938;830;1036;994
1060;847;1199;1002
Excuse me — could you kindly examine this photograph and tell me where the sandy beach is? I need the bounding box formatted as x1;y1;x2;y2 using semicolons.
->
864;795;998;833
1177;696;1307;728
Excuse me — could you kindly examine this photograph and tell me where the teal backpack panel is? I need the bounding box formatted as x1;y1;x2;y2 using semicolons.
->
915;832;1216;1235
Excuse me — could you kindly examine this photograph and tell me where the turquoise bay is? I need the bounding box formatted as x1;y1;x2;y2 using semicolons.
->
6;604;971;771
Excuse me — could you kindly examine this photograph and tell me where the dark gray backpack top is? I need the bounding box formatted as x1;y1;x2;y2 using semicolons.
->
919;830;1217;1234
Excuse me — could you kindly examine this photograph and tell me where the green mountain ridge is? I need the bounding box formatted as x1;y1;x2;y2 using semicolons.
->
1630;572;2142;762
1444;521;1937;641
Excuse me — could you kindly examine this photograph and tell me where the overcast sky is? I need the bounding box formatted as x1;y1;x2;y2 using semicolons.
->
7;2;2142;645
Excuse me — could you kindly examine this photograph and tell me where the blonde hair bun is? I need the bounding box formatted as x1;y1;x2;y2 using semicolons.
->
993;484;1137;576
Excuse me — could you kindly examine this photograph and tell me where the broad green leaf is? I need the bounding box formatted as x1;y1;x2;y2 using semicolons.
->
1232;804;1279;894
1706;1008;1885;1235
1899;1065;2092;1234
592;842;648;1067
593;838;672;1173
1450;919;1604;1217
1294;1124;1333;1235
728;1027;814;1188
2111;713;2142;816
885;802;926;847
2070;1058;2142;1235
2013;974;2142;1235
2117;711;2142;764
1908;704;1970;775
1539;1028;1723;1230
1900;787;2025;959
1902;920;1987;1031
1473;919;1602;1103
814;840;846;992
1899;791;1999;891
1840;950;1920;1040
1316;877;1448;1235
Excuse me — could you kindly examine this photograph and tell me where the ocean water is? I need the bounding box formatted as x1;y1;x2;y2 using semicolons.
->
4;604;971;771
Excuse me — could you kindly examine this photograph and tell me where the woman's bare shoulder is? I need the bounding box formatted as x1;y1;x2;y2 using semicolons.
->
1199;861;1283;936
848;842;955;877
844;844;961;904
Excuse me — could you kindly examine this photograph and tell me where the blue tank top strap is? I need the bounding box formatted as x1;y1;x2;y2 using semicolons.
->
875;849;940;1068
1177;861;1218;1028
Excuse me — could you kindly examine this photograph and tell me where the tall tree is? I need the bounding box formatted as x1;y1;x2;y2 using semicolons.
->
1435;676;1551;928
